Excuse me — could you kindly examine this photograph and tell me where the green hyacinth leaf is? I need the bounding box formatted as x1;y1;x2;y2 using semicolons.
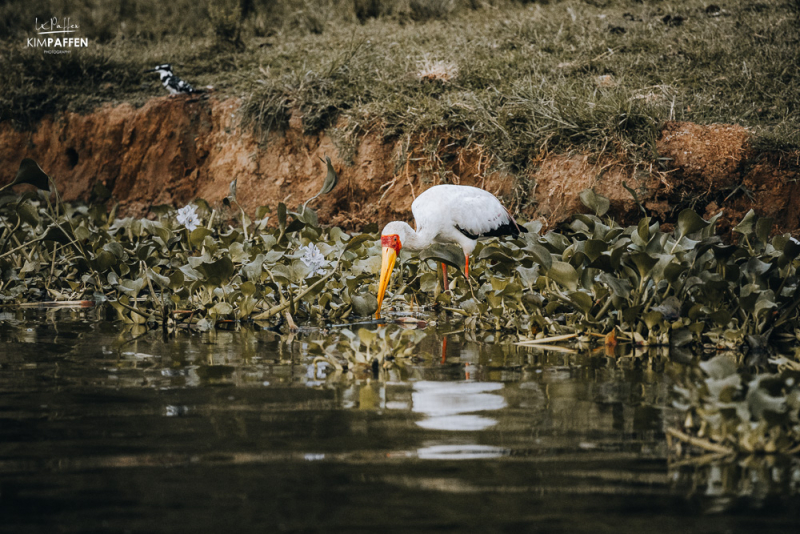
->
676;209;710;239
547;261;579;292
10;158;51;191
579;189;610;217
420;244;465;271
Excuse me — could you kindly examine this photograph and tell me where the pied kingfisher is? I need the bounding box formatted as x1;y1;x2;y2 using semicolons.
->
145;64;196;95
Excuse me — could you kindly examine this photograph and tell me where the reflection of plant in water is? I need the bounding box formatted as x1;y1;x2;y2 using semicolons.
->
308;325;427;370
672;354;800;455
670;456;800;505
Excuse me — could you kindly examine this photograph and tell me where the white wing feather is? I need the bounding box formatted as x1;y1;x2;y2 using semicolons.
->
412;185;511;238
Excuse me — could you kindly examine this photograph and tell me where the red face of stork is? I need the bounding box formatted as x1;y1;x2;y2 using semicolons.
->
376;233;402;317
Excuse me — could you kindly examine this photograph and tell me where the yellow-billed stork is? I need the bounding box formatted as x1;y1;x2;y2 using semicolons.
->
376;184;527;316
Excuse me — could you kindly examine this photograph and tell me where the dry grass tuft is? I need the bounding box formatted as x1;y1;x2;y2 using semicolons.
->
416;59;459;83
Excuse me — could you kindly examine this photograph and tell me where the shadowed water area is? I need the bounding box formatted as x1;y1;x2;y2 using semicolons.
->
1;309;799;533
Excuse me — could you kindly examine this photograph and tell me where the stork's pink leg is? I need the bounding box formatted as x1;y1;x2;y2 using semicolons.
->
441;263;449;291
464;255;470;277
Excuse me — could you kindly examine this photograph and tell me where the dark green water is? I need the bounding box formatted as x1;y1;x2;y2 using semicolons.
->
1;308;798;533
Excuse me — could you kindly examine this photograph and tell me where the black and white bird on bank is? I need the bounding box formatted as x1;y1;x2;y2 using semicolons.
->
145;64;197;95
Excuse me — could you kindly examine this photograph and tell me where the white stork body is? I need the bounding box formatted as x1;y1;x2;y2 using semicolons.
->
376;185;527;316
412;184;522;255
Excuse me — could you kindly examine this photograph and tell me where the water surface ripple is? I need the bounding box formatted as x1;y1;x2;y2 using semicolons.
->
0;309;798;533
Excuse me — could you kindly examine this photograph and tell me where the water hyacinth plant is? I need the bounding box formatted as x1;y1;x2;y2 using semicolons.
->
2;162;800;349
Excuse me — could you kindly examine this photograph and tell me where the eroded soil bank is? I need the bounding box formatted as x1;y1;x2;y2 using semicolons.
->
1;95;798;233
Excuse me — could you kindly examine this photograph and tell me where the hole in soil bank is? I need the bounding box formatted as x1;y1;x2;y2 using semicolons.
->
66;148;79;169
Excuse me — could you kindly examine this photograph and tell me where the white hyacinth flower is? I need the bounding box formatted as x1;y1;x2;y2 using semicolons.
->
176;204;200;231
299;244;327;277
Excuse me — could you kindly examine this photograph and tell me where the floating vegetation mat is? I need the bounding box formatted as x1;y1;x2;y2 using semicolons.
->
2;161;800;455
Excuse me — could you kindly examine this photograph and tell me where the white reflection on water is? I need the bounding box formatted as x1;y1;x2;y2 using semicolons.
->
165;405;189;417
416;444;507;460
411;381;506;431
416;415;498;431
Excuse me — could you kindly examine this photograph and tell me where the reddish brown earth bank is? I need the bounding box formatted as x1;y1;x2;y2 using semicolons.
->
1;95;798;233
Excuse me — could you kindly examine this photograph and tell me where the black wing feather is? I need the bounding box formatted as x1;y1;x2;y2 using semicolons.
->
164;75;195;94
457;213;528;240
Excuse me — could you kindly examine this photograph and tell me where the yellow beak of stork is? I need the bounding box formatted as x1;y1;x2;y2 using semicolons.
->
376;234;401;318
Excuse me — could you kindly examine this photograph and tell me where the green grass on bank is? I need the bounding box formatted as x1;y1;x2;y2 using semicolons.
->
1;0;798;175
